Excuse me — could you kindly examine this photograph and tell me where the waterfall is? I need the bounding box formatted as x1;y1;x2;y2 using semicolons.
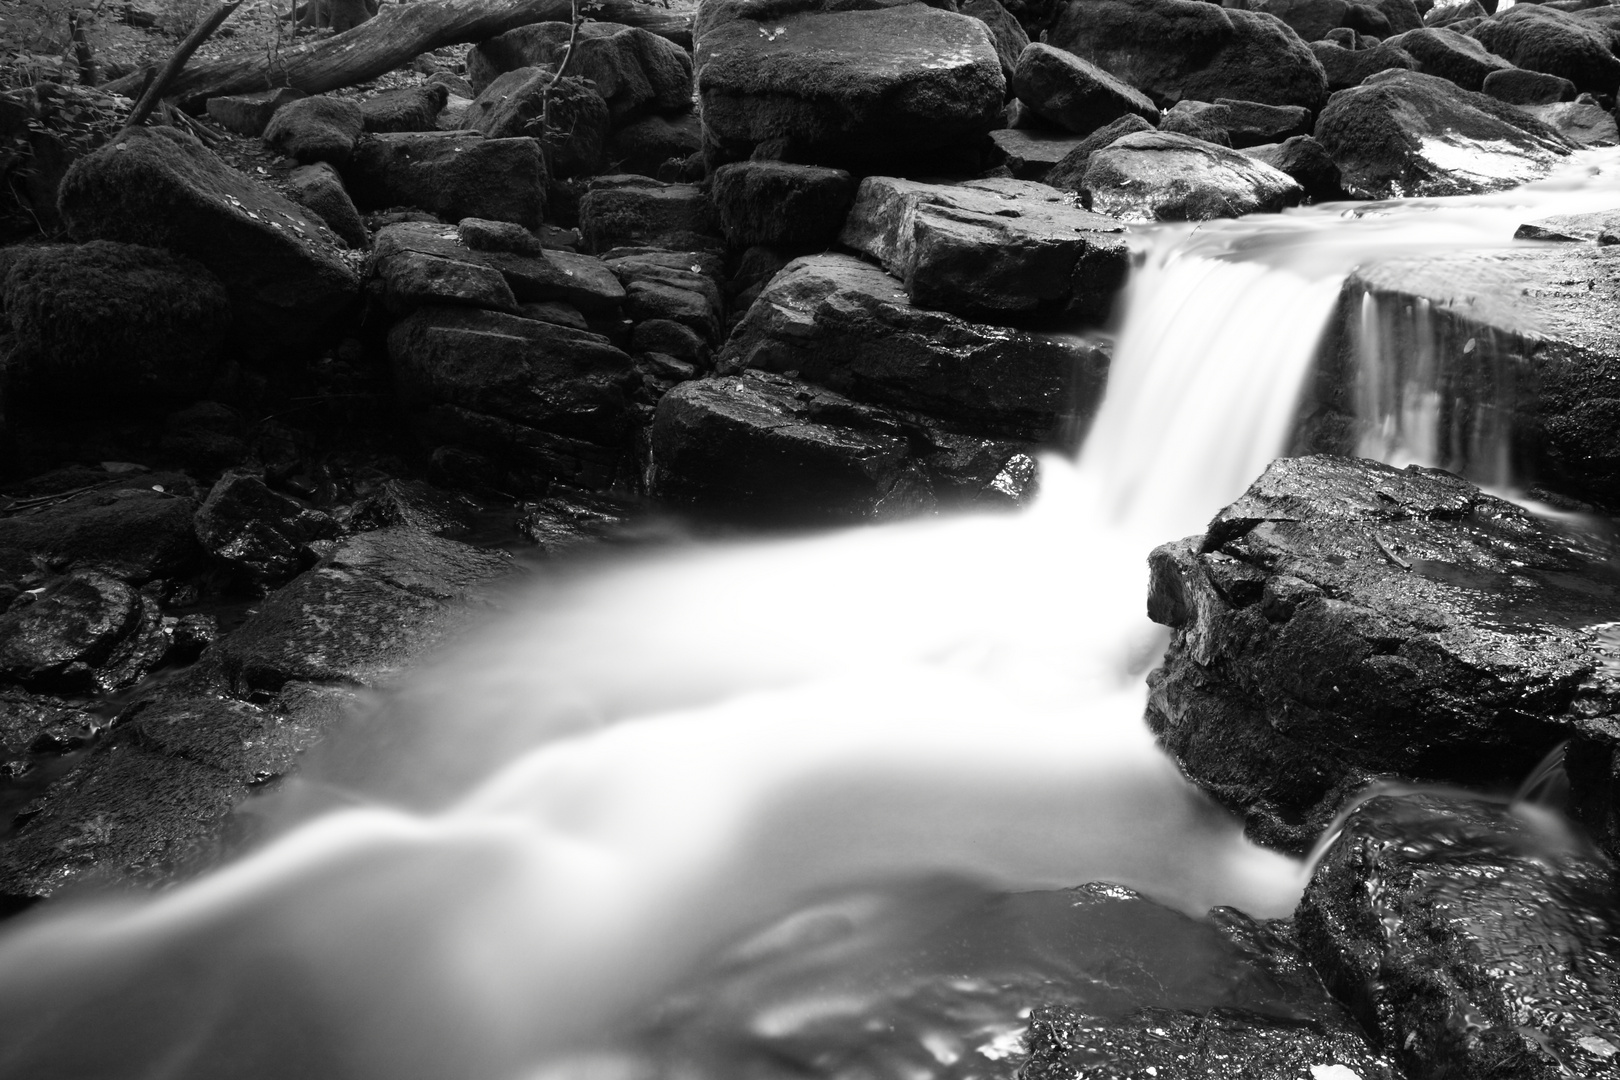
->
2;153;1620;1080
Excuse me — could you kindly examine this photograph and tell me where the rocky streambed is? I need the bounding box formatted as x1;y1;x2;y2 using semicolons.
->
3;0;1620;1075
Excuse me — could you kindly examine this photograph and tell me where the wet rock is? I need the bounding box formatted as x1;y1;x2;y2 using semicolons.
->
838;175;1129;322
193;470;339;587
387;307;634;487
1297;793;1620;1080
989;128;1093;181
286;162;368;248
467;21;692;121
1513;208;1620;242
1144;454;1620;849
1314;69;1574;198
366;222;519;314
1011;42;1160;135
577;175;720;254
1041;113;1157;191
607;251;723;343
1234;0;1395;42
694;1;1005;171
605;112;704;176
1047;0;1330;111
346;478;476;537
458;217;543;255
1080;130;1303;221
0;692;99;763
346;131;547;229
1470;4;1620;95
468;69;610;179
1162;99;1311;149
717;253;1109;442
1310;38;1419;92
361;83;448;133
961;0;1030;83
263;96;364;166
56;127;358;356
1385;26;1513;90
0;478;201;585
1;240;231;407
515;488;634;555
1243;134;1344;199
1482;65;1577;104
0;571;167;693
708;161;857;251
204;87;306;137
1521;100;1619;146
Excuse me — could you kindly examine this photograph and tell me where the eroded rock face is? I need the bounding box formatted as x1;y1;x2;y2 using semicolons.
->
1297;793;1620;1080
1080;130;1302;221
694;0;1006;171
1145;454;1620;850
838;175;1129;322
1314;69;1574;198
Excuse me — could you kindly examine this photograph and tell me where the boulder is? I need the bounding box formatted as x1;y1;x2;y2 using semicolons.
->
0;478;201;585
694;1;1005;171
1314;69;1574;198
1242;134;1344;199
366;222;519;314
468;69;611;179
0;571;167;693
838;175;1129;322
1470;4;1620;94
286;162;368;248
1424;0;1486;25
1298;793;1620;1080
1514;208;1620;242
605;111;704;176
606;250;724;343
709;161;856;250
576;174;720;253
1482;65;1576;103
1047;0;1330;111
1160;103;1235;146
1385;26;1513;90
989;127;1094;180
1233;0;1394;42
56;127;358;356
1521;100;1619;146
345;131;547;229
360;84;449;133
1;240;230;407
1011;42;1160;135
1310;38;1419;92
717;253;1110;442
467;21;693;120
262;95;365;166
457;217;543;255
1370;0;1424;32
1160;98;1311;148
194;470;339;587
479;247;627;312
1145;454;1620;849
1041;113;1157;190
204;87;306;137
1079;130;1303;221
961;0;1031;83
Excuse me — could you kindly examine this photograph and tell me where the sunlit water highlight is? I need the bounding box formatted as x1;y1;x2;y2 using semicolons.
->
3;152;1620;1080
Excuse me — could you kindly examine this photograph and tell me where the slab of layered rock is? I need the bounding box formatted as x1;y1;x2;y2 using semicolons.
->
717;253;1110;441
346;131;547;229
1314;69;1574;198
577;174;720;254
694;0;1005;170
839;175;1129;322
1080;131;1302;221
368;222;519;314
1145;454;1620;850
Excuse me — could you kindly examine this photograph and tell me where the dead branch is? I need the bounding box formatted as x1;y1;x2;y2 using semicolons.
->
121;0;246;133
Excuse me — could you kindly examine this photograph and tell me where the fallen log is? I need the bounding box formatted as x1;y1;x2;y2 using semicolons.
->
101;0;692;106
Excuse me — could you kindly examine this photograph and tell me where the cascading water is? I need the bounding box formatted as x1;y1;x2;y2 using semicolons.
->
3;152;1620;1080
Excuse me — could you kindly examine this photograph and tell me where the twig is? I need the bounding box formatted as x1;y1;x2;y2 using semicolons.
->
121;0;245;134
68;12;98;86
540;0;585;130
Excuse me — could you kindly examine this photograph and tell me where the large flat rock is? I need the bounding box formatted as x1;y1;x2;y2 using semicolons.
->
838;175;1128;323
716;252;1110;442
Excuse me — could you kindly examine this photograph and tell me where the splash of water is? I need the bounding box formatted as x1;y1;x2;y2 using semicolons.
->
3;153;1620;1080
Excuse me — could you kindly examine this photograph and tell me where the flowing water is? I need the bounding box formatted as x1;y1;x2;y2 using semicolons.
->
3;153;1620;1080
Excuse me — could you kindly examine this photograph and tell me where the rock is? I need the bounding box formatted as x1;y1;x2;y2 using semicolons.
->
717;253;1109;442
1;240;231;407
0;571;167;693
468;69;611;179
427;71;475;98
1297;793;1620;1080
387;307;635;487
1047;0;1330;111
467;21;693;120
521;300;591;331
1080;130;1303;221
576;174;720;254
0;479;201;585
1424;0;1486;25
709;161;856;251
346;131;547;229
346;478;477;537
360;84;448;133
606;251;724;343
961;0;1031;83
457;217;542;255
515;488;633;555
1513;208;1620;242
286;162;368;248
631;319;710;365
262;95;365;166
56;127;358;356
479;248;627;312
1483;65;1577;103
1041;113;1157;191
604;111;704;176
1385;26;1513;90
1470;4;1620;95
838;175;1129;322
1144;454;1620;849
366;222;519;314
1159;104;1234;146
694;1;1005;171
1011;42;1160;135
1243;134;1344;199
0;692;100;763
989;127;1093;181
1235;0;1394;42
204;88;306;137
1370;0;1425;32
1314;69;1574;198
1310;39;1419;92
193;470;339;587
1161;99;1311;148
1521;100;1620;146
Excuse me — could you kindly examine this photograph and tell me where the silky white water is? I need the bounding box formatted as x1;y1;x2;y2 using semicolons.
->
3;153;1620;1080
